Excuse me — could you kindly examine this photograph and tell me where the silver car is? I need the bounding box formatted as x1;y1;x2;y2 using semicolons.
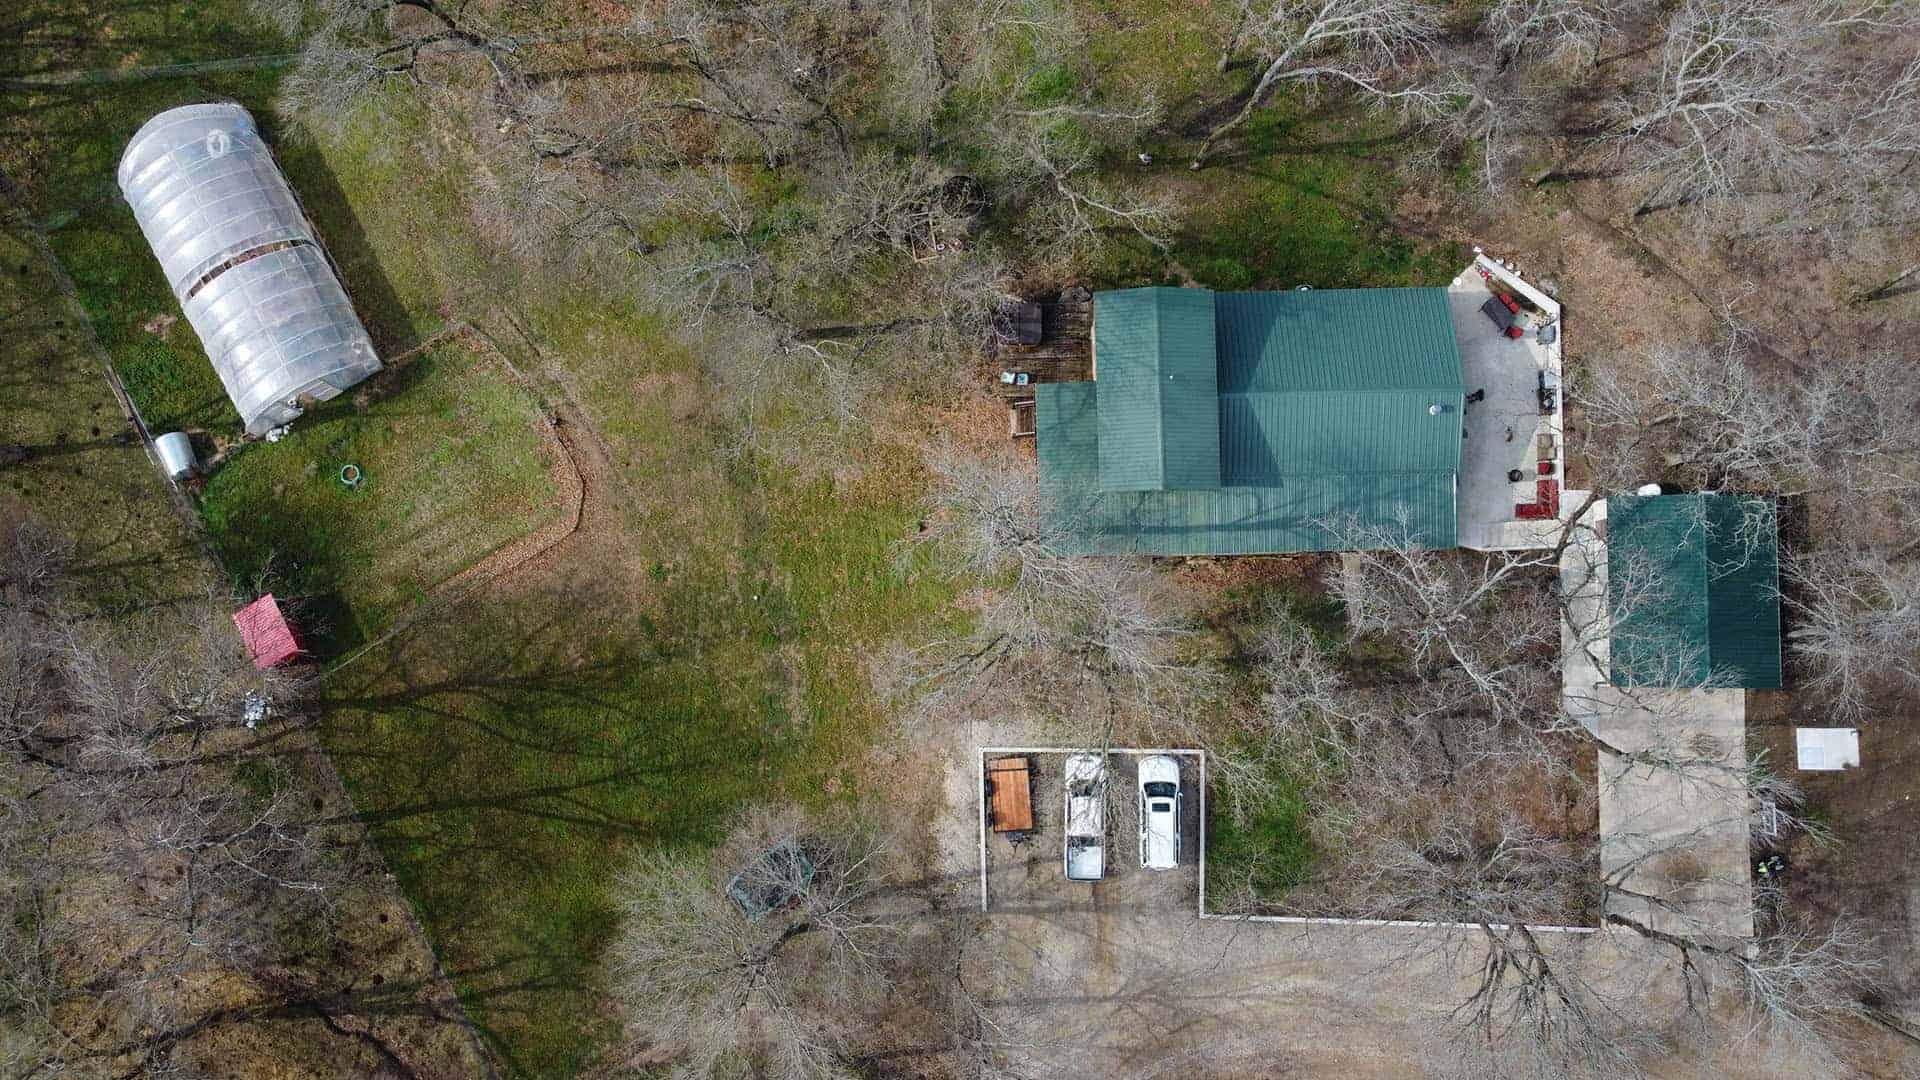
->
1063;753;1108;882
1138;755;1182;870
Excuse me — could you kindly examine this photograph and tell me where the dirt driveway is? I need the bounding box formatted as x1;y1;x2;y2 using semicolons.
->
934;725;1910;1077
943;737;1494;1076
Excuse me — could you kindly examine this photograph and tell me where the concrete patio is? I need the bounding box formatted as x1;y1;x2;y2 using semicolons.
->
1452;255;1565;551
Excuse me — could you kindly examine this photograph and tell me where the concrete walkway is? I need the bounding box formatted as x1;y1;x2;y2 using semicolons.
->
1561;499;1755;938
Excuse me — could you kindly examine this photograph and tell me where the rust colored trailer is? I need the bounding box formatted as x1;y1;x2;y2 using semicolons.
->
986;756;1034;833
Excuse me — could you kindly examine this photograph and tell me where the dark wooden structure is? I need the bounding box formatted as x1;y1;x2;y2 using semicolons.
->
993;287;1092;440
992;287;1092;400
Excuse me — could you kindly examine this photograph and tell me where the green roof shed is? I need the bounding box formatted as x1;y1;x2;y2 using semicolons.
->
1606;494;1783;689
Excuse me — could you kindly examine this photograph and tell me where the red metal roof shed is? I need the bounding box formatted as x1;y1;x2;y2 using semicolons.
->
233;594;300;669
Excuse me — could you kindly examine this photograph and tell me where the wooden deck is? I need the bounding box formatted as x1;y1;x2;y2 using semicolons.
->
992;287;1092;402
986;756;1034;833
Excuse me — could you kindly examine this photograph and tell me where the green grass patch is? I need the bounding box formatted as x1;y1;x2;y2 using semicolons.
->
318;445;957;1074
288;243;962;1072
197;341;560;650
1096;103;1460;290
271;92;501;351
0;224;222;611
1182;109;1457;289
1205;752;1318;908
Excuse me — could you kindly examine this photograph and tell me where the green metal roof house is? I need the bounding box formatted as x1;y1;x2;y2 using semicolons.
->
1606;494;1783;690
1034;286;1466;555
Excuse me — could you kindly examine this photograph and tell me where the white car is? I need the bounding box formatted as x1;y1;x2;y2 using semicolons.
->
1138;755;1182;870
1062;753;1108;882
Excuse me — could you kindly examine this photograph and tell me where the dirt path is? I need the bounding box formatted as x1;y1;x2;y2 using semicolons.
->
928;701;1910;1076
428;329;592;596
365;321;610;601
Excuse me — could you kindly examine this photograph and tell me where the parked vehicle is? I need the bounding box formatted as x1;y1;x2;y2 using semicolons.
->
726;839;816;920
1063;753;1108;882
1138;755;1182;870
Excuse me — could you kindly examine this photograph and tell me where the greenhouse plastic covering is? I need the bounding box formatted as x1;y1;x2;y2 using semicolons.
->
118;103;380;435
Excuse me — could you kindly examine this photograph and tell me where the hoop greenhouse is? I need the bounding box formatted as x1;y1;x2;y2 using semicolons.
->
118;103;381;436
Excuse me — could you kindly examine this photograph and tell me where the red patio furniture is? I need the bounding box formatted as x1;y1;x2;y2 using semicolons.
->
1515;478;1562;520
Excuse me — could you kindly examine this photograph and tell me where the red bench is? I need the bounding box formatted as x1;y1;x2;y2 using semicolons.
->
1515;478;1560;520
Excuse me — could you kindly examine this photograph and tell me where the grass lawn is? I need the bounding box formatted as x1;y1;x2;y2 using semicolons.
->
1204;752;1319;912
1091;102;1463;291
309;294;959;1068
199;339;562;650
0;219;220;609
6;1;1462;1072
1076;0;1461;291
304;277;964;1071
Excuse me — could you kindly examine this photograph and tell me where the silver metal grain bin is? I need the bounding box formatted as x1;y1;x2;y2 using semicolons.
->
155;431;197;480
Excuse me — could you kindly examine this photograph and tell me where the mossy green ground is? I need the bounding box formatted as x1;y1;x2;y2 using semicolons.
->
0;222;219;609
199;340;560;650
5;29;955;1065
4;2;1456;1069
1205;754;1319;904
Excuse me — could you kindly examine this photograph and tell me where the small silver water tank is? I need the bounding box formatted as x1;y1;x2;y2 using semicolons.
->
155;432;196;480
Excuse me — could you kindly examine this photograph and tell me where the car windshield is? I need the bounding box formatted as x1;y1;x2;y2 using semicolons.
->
1143;781;1177;798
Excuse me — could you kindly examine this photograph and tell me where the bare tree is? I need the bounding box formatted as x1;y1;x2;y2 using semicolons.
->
1850;258;1920;306
1599;0;1920;217
0;520;342;1072
1606;0;1816;211
1782;546;1920;717
1599;898;1881;1070
1328;513;1562;726
1573;331;1920;503
1197;0;1446;167
607;805;912;1079
1484;0;1627;66
1440;925;1659;1080
269;0;557;133
879;446;1213;745
987;108;1175;265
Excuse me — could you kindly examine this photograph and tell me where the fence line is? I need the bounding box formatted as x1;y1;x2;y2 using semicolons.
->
0;164;502;1080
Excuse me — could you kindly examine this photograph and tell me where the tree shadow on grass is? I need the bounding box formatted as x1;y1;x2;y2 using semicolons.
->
300;572;802;1070
271;137;423;359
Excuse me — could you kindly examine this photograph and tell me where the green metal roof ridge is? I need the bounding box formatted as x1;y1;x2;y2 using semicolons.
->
1218;387;1466;398
1092;287;1220;492
1216;468;1459;481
